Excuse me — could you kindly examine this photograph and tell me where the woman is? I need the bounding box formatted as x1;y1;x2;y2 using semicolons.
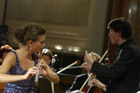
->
0;24;58;93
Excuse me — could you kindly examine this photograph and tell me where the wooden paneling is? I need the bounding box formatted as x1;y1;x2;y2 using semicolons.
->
112;0;131;18
108;0;131;63
129;0;140;47
108;0;140;63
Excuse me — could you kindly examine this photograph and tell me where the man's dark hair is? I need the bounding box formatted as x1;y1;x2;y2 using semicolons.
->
108;17;132;39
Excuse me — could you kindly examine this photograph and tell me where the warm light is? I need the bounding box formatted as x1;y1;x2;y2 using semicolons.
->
129;9;131;15
68;46;80;52
73;47;80;52
55;45;63;50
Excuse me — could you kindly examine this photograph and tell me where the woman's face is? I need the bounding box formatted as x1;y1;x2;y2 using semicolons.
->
31;35;46;53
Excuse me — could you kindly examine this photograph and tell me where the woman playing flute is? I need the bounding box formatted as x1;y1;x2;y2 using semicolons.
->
0;24;58;93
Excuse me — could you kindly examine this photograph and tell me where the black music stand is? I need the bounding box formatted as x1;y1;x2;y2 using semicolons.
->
39;77;52;93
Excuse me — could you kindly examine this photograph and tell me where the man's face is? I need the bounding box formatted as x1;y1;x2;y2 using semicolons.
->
108;29;121;44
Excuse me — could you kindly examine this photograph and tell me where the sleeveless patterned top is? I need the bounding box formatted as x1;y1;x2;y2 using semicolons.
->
4;51;38;93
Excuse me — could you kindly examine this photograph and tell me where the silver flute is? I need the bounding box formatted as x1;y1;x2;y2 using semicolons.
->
34;52;42;86
35;63;40;86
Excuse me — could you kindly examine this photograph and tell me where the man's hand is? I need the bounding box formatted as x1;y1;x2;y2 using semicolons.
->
81;51;97;72
84;51;95;65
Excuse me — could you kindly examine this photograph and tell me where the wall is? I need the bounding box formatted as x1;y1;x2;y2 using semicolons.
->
0;0;110;55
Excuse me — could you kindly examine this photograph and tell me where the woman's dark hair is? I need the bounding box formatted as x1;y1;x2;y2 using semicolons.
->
14;24;46;45
107;17;132;39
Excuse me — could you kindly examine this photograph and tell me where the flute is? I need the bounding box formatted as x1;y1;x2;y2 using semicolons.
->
35;64;40;86
80;49;109;91
34;52;42;86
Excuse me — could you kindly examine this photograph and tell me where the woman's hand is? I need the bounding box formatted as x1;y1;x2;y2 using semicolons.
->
38;58;60;83
24;66;38;79
38;59;49;77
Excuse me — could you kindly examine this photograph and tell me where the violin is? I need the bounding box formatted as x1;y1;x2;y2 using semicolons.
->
82;86;104;93
80;49;109;93
92;87;104;93
80;75;105;93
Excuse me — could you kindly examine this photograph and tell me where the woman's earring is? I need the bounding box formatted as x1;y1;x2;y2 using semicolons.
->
29;45;32;51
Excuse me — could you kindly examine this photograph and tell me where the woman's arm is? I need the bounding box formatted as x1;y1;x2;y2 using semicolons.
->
44;64;60;83
0;52;16;73
0;74;25;83
0;52;37;83
39;60;60;83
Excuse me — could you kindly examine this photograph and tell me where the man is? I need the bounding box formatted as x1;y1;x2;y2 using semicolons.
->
65;52;106;93
83;17;140;93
